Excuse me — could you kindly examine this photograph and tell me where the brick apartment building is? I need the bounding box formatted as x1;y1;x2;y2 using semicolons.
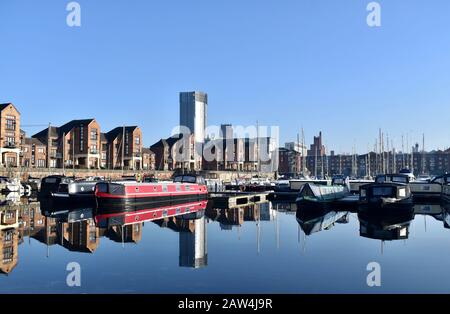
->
105;126;143;170
0;103;21;167
33;119;102;169
151;133;198;171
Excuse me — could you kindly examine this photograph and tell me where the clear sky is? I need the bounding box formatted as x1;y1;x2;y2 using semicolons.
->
1;0;449;153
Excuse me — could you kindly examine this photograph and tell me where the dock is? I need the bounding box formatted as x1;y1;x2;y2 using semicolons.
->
209;191;270;208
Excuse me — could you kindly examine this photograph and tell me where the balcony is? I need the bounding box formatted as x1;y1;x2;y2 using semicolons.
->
90;149;99;154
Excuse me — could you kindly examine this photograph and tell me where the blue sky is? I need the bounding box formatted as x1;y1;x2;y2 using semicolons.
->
0;0;449;153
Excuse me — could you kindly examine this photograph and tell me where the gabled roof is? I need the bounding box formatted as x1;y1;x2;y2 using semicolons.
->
59;119;95;135
142;147;154;155
150;134;184;150
32;126;59;140
105;126;138;142
32;119;96;139
0;103;20;114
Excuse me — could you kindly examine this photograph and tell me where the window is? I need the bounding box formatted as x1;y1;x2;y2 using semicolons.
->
135;137;140;145
5;115;16;131
5;136;15;146
90;128;98;140
80;125;84;152
38;148;44;154
90;144;97;154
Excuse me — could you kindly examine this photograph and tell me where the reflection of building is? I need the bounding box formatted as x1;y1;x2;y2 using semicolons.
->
106;223;142;243
62;219;99;253
32;217;59;246
258;202;275;221
0;227;19;274
179;216;207;268
0;207;20;274
243;205;260;221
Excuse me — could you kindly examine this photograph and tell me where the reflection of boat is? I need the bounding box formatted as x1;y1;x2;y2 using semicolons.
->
296;208;349;235
95;174;208;212
95;200;208;228
358;210;414;241
296;183;349;210
443;183;450;203
413;204;442;216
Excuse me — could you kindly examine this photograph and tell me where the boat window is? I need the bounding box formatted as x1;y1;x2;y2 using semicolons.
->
398;188;406;197
173;176;183;182
433;177;444;184
183;176;196;183
375;176;386;183
96;183;108;193
109;184;125;195
44;177;58;184
373;187;395;197
176;185;181;191
162;185;168;192
392;176;408;183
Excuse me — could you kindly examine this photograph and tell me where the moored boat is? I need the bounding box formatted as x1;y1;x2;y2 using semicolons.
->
359;181;413;212
95;174;208;212
410;174;450;201
443;183;450;203
296;183;349;211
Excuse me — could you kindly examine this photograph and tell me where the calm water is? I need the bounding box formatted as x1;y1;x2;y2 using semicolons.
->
1;197;450;293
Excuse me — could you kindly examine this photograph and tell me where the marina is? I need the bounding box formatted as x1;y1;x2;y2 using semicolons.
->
1;187;450;292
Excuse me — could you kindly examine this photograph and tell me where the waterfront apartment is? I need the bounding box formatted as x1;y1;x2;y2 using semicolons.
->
20;130;47;168
0;103;21;167
104;126;143;170
32;119;102;169
151;133;199;171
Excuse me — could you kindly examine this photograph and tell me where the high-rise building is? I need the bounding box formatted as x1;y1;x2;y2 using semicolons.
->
179;91;208;143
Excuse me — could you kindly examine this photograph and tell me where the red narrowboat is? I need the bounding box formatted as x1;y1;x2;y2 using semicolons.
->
94;174;208;212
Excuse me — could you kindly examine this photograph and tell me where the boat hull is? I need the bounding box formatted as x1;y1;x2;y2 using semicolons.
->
96;193;208;212
359;197;414;212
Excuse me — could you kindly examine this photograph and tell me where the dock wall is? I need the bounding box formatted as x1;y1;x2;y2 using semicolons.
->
0;167;276;182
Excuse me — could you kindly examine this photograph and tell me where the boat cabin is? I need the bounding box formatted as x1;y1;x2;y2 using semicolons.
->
39;175;74;197
375;174;412;184
173;174;206;186
360;182;411;202
430;173;450;185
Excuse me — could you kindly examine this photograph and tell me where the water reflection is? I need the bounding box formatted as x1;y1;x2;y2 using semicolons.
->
1;193;450;293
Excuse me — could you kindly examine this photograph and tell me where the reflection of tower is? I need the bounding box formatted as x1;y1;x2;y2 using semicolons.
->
179;216;207;268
